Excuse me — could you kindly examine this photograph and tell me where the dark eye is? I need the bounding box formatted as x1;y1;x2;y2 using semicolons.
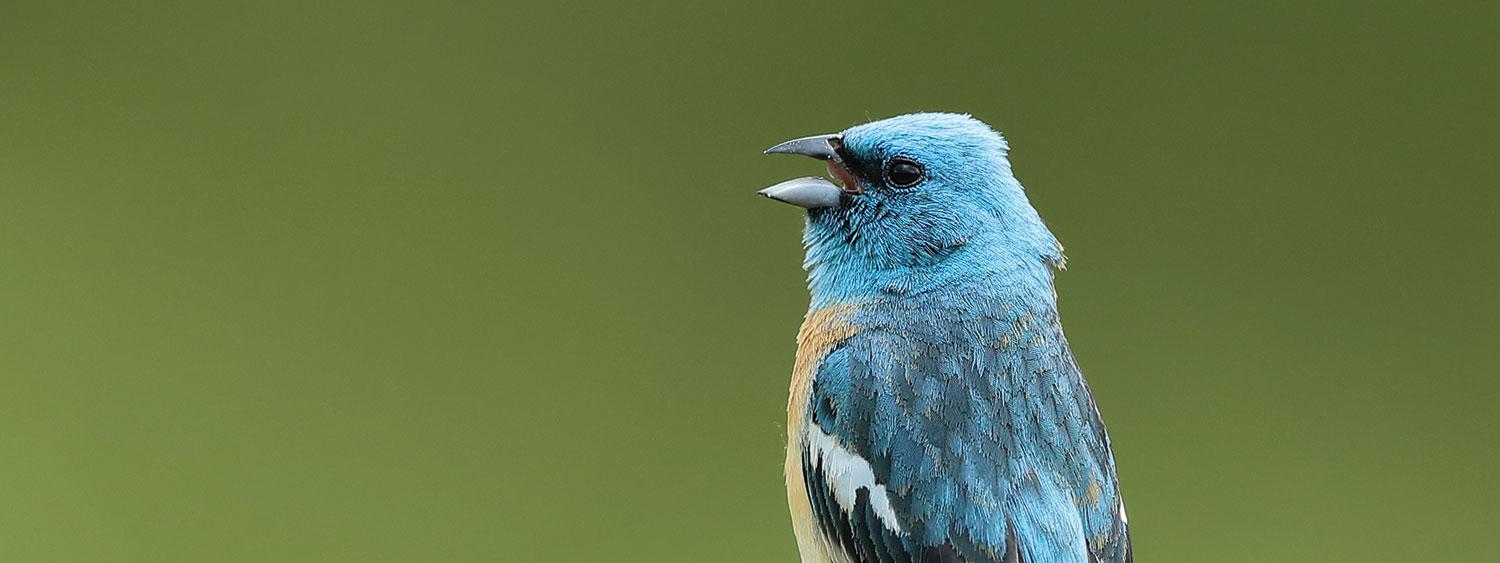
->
884;157;924;188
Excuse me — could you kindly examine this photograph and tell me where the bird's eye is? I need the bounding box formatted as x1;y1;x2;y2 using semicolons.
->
884;157;924;188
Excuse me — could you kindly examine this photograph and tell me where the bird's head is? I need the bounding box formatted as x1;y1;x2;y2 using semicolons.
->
761;113;1063;305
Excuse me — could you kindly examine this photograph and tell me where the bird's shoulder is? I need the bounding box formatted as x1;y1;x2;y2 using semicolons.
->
796;292;1131;562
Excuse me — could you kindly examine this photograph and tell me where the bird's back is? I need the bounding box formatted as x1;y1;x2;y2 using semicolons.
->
786;279;1130;563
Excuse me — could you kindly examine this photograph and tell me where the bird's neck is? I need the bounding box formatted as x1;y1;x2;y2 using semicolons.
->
803;232;1059;311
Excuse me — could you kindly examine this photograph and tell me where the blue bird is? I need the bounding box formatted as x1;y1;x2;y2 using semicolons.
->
758;113;1131;563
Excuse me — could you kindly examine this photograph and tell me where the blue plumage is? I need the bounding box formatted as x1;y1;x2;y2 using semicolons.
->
761;113;1130;563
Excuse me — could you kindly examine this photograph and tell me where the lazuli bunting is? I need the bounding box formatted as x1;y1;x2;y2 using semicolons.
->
759;113;1131;563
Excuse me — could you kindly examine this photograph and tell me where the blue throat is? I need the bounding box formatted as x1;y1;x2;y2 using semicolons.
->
801;217;1062;311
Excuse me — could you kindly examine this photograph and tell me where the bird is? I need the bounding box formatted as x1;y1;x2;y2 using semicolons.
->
757;113;1131;563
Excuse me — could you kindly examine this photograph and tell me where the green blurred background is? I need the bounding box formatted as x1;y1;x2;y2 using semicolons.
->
3;2;1497;561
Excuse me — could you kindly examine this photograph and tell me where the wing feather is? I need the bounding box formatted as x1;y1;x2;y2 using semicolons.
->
798;299;1131;563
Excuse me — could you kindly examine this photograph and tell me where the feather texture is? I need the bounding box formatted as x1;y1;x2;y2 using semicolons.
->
773;114;1131;563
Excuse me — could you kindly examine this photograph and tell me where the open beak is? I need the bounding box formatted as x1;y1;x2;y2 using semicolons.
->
759;133;859;209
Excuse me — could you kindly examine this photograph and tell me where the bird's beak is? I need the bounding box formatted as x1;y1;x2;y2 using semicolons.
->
758;177;844;209
759;133;859;209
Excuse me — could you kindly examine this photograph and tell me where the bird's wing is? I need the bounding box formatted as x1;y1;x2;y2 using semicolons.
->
800;308;1130;563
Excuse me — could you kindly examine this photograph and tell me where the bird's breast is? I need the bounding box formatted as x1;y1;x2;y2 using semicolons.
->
785;304;861;563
